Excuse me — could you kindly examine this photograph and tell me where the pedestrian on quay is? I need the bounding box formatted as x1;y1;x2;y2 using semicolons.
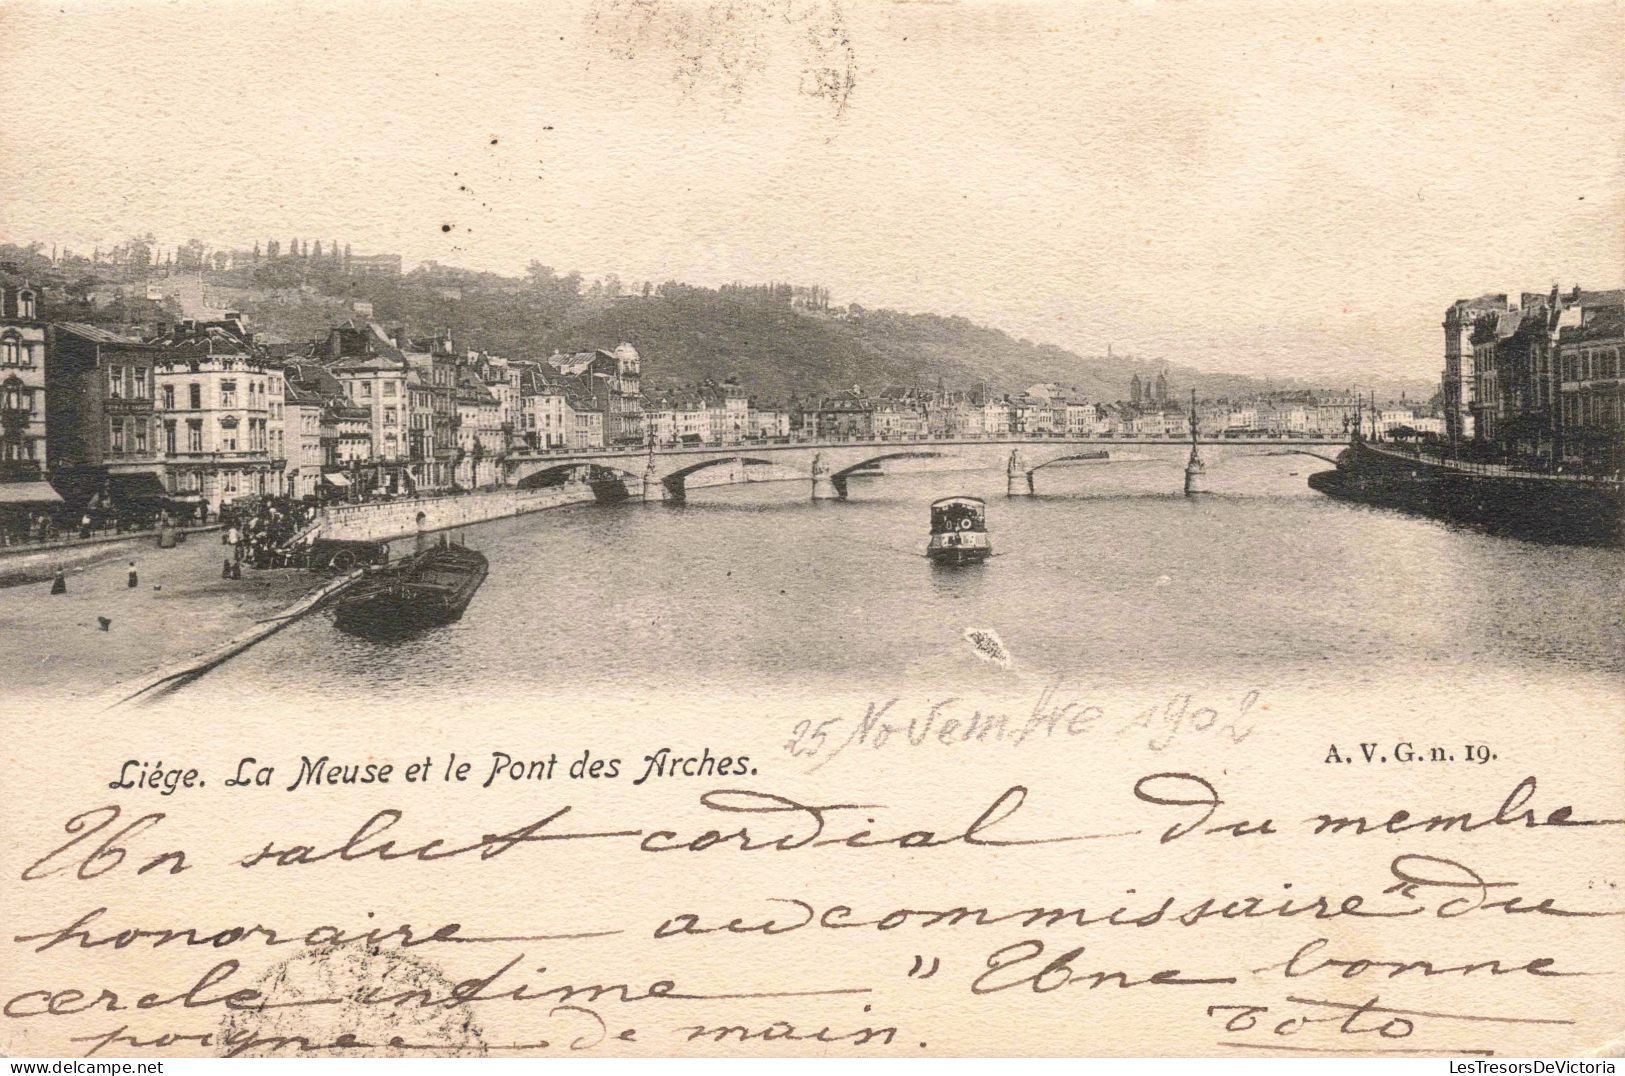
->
222;557;232;580
51;569;67;595
79;514;92;540
127;561;139;589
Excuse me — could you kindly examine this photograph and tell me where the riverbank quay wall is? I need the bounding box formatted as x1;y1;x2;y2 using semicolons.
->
310;483;606;543
1309;440;1624;545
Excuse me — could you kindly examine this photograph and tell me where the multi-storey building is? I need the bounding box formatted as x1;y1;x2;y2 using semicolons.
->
1470;293;1561;461
702;377;749;444
981;397;1012;438
564;386;605;450
1441;295;1507;443
518;365;571;451
319;322;410;492
471;352;520;451
1064;400;1100;437
398;331;459;489
284;360;371;497
816;389;874;441
746;402;790;440
927;396;988;439
547;344;642;445
281;379;326;500
454;369;502;488
0;282;54;515
1556;291;1624;473
646;392;711;445
46;322;167;513
150;319;283;511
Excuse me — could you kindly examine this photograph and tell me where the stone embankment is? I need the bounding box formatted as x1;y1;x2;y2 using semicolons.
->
308;483;602;543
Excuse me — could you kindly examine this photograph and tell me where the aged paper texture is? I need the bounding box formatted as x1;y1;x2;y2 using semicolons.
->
2;0;1622;1059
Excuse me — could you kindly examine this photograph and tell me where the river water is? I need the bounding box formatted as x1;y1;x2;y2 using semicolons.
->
181;448;1624;708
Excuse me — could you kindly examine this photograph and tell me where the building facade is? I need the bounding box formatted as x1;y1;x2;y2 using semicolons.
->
45;323;167;512
1;284;48;482
0;282;56;522
281;380;326;501
1556;294;1624;473
151;321;283;511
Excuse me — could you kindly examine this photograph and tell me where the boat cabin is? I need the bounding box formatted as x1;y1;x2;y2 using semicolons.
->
930;496;987;535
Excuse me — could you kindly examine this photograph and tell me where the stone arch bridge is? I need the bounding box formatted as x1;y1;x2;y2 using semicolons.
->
501;438;1345;502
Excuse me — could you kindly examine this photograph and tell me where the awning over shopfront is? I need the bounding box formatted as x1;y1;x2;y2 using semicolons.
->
107;472;169;510
323;472;351;487
48;468;105;511
0;481;65;506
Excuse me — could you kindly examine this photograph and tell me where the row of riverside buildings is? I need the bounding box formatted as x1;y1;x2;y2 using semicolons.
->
1440;284;1624;472
0;284;660;523
1;274;1445;533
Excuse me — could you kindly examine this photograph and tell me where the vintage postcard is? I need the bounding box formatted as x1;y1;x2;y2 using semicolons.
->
1;0;1622;1061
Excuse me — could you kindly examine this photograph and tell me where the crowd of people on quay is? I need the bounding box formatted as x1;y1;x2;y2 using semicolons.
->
220;496;319;575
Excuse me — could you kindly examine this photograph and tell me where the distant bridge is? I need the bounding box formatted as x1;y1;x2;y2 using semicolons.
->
500;437;1349;501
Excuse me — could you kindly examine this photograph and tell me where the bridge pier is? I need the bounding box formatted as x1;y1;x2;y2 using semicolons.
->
810;453;843;500
1184;449;1208;496
642;464;672;503
1005;448;1033;496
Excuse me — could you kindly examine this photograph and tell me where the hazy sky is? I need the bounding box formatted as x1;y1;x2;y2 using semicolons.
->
2;0;1621;383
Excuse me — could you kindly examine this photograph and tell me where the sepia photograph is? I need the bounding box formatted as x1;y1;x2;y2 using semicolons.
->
1;0;1621;1063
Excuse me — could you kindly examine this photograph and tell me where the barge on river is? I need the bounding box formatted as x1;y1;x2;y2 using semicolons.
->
333;541;490;637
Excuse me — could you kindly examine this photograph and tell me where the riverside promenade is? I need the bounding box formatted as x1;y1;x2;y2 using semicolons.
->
9;481;606;703
7;530;322;702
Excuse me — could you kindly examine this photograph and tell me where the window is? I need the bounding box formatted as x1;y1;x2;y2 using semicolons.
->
108;365;125;399
110;418;126;453
0;333;17;366
220;380;237;408
165;421;177;455
384;381;397;397
162;385;175;410
134;422;148;454
384;406;398;427
132;367;148;399
224;471;238;494
17;291;35;319
361;381;373;398
189;384;202;410
187;421;202;453
1;378;22;410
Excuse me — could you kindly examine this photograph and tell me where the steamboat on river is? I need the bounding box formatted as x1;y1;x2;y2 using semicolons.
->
927;496;993;565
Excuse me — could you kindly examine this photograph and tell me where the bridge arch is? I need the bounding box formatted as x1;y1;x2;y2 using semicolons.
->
1025;449;1112;474
659;455;783;501
514;460;643;494
829;449;951;479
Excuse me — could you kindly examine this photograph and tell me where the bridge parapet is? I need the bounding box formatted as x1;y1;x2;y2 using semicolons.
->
499;437;1349;500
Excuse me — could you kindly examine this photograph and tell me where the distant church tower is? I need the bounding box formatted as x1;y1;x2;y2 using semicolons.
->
1130;373;1143;407
1155;370;1169;407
